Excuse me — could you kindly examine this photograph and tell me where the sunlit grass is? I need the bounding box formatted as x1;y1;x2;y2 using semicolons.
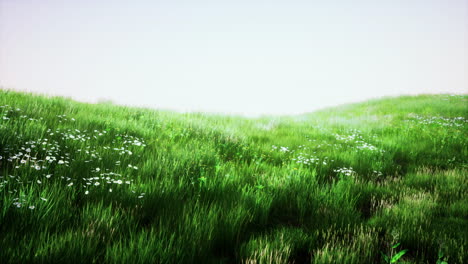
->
0;90;466;263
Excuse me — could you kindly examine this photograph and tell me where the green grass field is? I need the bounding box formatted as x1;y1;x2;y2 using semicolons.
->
0;90;466;263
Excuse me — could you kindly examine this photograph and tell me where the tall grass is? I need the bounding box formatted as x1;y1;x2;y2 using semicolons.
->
0;90;466;263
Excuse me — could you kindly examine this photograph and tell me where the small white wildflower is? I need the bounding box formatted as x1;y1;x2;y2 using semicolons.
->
20;160;27;164
29;205;35;210
37;180;42;184
40;197;47;202
95;168;100;172
84;190;89;195
94;182;100;186
67;182;73;187
58;160;65;164
45;174;52;178
280;146;289;152
109;188;112;192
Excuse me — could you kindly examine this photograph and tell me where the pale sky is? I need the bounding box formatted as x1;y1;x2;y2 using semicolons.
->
1;0;467;116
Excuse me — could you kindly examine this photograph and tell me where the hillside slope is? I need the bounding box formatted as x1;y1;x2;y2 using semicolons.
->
0;90;467;263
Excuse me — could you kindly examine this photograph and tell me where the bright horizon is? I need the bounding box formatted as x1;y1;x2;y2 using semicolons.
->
1;0;467;116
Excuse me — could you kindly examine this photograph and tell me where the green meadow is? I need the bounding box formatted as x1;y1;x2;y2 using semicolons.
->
0;90;466;264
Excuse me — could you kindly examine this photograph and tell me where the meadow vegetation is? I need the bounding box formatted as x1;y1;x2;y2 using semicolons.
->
0;90;466;263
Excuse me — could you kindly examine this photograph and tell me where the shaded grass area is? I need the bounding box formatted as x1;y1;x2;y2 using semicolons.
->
0;90;467;263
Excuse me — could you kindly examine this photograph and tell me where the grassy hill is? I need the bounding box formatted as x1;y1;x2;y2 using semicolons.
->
0;90;467;263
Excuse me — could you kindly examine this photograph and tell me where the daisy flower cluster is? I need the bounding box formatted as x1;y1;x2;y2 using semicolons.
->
1;105;21;121
334;130;384;153
406;114;467;128
292;153;332;166
3;136;72;170
56;114;76;122
333;167;356;177
1;105;45;122
0;106;148;210
292;153;321;165
272;142;334;167
271;145;291;153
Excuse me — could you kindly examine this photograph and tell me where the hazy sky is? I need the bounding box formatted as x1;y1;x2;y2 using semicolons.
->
1;0;467;116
